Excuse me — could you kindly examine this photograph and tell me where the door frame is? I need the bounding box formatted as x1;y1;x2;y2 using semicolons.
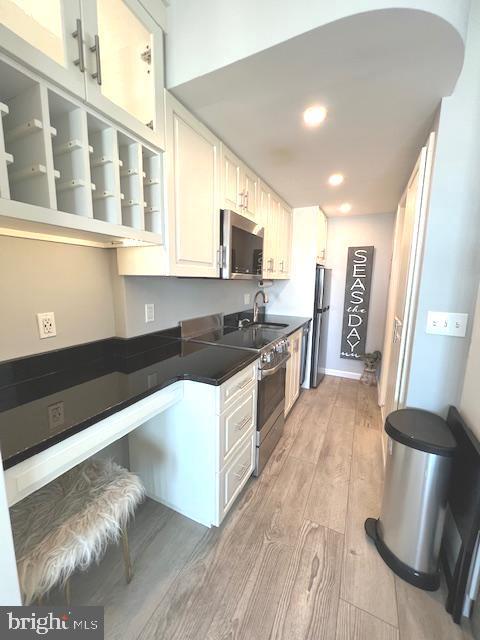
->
379;133;436;430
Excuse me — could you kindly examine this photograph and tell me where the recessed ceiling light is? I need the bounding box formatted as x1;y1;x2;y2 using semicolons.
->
328;173;344;187
303;105;327;127
338;202;352;213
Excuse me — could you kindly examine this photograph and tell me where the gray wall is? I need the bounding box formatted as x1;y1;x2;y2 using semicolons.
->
0;237;116;361
405;1;480;415
113;274;261;338
323;213;395;377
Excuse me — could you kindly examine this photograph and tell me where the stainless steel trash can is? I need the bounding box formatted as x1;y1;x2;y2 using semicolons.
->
365;408;456;590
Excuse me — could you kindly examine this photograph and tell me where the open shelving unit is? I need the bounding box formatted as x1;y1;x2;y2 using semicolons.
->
49;91;93;218
119;133;145;230
0;60;56;209
142;147;163;235
0;54;165;248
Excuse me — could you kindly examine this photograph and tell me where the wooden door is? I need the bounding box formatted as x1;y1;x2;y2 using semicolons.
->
165;92;220;278
0;0;85;97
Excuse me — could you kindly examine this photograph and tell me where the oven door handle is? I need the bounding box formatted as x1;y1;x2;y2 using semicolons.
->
258;353;290;379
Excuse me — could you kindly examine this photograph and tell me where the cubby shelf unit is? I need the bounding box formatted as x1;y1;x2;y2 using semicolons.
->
0;55;165;248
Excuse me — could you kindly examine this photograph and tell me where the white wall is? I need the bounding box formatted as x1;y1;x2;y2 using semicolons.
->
323;213;395;377
405;0;480;415
113;275;261;338
166;0;469;88
460;284;480;437
0;237;116;361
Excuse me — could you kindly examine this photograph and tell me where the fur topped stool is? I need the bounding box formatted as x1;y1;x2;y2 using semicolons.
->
10;458;145;605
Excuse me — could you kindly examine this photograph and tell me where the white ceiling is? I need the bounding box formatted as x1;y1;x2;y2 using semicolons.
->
170;9;464;216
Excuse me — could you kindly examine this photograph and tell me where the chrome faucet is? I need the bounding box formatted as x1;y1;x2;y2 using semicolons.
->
253;290;268;323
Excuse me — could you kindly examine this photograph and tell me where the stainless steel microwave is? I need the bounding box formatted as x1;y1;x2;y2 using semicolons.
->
220;210;264;279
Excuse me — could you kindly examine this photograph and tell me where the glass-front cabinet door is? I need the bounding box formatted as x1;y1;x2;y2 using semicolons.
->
0;0;85;97
82;0;165;149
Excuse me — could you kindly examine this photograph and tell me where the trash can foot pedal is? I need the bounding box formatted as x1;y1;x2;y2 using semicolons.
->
364;517;378;541
364;516;440;591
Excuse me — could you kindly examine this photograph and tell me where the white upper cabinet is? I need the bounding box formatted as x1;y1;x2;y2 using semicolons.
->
0;0;85;97
220;143;258;221
165;91;220;278
81;0;164;148
243;165;258;219
221;145;242;212
317;207;327;264
0;0;165;148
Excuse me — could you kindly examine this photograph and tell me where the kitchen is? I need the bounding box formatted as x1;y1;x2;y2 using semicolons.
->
1;1;480;639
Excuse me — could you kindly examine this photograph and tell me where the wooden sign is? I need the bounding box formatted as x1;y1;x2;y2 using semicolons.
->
340;246;374;360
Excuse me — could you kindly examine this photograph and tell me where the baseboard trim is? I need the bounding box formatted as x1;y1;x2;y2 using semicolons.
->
324;368;362;380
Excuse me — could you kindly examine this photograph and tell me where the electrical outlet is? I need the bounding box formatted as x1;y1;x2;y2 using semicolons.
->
147;372;158;389
426;311;468;337
244;293;251;305
145;303;155;323
37;312;56;339
48;401;64;430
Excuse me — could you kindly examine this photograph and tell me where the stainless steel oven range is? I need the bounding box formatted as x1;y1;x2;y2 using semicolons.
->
255;336;290;476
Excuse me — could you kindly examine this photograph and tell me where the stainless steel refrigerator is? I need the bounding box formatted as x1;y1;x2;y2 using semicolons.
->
310;265;332;388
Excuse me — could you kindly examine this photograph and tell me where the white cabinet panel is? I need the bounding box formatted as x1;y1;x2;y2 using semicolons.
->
221;145;242;212
220;143;258;220
243;165;258;219
166;92;220;277
317;208;327;264
82;0;165;148
0;0;85;97
285;328;303;416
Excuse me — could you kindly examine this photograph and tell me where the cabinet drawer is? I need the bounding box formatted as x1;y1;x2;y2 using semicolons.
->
218;362;257;413
218;432;255;521
220;385;257;466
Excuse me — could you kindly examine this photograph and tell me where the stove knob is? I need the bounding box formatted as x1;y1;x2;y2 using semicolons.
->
275;343;282;353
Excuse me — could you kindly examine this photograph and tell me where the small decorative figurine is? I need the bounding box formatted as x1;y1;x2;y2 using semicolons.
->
360;350;382;386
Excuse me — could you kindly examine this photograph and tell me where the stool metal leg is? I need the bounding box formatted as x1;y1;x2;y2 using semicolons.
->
121;528;133;584
64;578;71;606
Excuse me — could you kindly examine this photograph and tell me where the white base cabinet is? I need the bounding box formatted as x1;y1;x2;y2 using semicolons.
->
285;328;303;416
128;362;258;527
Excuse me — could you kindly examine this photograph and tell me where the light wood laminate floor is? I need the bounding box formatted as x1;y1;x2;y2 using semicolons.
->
51;377;474;640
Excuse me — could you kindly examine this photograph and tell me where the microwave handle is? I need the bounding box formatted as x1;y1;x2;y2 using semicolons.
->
217;246;226;268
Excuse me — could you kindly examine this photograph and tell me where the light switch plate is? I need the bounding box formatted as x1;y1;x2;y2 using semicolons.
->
244;293;251;305
426;311;468;337
145;303;155;323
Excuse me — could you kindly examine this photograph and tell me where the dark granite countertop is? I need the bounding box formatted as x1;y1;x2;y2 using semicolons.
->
0;312;311;471
0;331;258;470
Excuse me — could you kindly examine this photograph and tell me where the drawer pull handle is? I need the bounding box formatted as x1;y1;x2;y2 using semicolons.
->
235;377;251;392
235;415;251;431
234;462;250;481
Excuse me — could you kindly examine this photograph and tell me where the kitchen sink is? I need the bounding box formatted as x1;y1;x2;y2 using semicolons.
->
251;322;288;329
